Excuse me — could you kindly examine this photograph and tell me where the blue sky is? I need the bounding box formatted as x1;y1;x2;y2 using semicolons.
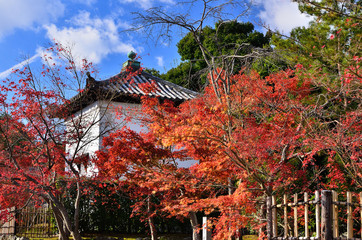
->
0;0;312;81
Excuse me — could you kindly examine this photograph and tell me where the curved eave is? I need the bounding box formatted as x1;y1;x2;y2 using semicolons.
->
65;70;198;116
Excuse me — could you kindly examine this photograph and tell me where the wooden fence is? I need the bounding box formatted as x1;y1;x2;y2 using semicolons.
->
0;206;57;238
0;207;15;235
266;190;362;240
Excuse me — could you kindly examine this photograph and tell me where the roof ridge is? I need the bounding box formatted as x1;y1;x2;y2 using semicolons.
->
66;69;198;115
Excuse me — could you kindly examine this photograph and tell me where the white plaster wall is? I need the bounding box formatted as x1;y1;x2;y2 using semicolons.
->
99;101;145;135
65;100;145;175
65;99;196;175
65;101;101;159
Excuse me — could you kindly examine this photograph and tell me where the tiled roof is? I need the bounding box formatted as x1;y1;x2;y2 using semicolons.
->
67;69;198;114
103;70;197;101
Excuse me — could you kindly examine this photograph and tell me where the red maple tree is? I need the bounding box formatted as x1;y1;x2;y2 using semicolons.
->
0;43;102;240
96;67;317;238
97;55;361;238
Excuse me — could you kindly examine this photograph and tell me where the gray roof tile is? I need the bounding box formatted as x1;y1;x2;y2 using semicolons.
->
67;70;198;114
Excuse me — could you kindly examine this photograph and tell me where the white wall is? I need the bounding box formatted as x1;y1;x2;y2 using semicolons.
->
65;100;144;175
65;99;196;175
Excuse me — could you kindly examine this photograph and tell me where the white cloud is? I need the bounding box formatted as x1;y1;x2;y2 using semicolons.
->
156;56;164;67
0;54;39;79
44;11;135;65
0;0;64;39
257;0;312;34
120;0;175;10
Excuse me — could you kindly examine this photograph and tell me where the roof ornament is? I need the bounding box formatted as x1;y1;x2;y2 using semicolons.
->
128;51;137;60
86;71;96;87
122;51;140;72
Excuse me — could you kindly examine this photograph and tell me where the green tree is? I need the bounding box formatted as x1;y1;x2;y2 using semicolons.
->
271;0;362;191
272;0;361;78
162;21;270;91
271;0;361;118
145;68;162;78
251;55;289;79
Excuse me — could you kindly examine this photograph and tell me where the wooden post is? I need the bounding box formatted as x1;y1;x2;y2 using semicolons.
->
202;216;211;240
347;191;353;238
321;190;333;240
332;191;339;238
48;206;51;236
266;195;273;240
304;192;309;239
315;191;320;238
284;194;288;238
25;208;28;235
272;195;277;238
294;193;298;238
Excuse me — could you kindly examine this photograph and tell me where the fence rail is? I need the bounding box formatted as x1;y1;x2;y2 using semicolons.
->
0;206;57;238
267;190;362;240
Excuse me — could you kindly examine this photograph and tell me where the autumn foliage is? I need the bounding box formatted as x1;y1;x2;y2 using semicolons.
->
0;44;99;240
0;12;360;240
95;64;359;238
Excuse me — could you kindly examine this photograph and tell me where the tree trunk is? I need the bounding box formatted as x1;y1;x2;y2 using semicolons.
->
266;194;273;240
148;216;157;240
189;211;200;240
51;204;70;240
47;193;82;240
73;182;81;240
147;196;157;240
